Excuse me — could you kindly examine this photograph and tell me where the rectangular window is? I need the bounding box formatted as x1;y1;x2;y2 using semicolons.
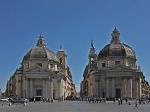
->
50;64;53;68
37;63;42;67
115;61;120;65
102;63;106;67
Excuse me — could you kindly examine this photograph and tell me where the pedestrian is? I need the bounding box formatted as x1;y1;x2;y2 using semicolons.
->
139;99;141;105
125;98;128;104
23;102;26;106
135;100;138;108
120;98;123;105
33;97;36;103
118;98;120;105
51;98;53;103
113;98;116;103
86;98;88;103
128;100;131;105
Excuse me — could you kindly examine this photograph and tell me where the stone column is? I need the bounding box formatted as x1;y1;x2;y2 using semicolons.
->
136;80;139;99
139;79;142;99
60;80;63;98
50;79;53;99
43;79;45;98
16;76;18;97
45;79;48;99
97;80;100;97
30;79;33;98
57;80;61;98
25;79;29;98
124;78;127;98
130;79;132;98
106;79;109;98
112;78;115;98
23;78;26;98
48;79;51;98
128;78;132;98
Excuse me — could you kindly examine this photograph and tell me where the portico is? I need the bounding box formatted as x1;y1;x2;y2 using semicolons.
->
104;76;133;99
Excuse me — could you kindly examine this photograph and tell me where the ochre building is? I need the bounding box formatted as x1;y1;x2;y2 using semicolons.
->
81;28;150;99
6;34;76;100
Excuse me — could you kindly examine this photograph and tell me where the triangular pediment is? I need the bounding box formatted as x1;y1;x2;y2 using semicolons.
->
106;64;133;72
24;65;49;73
102;65;134;77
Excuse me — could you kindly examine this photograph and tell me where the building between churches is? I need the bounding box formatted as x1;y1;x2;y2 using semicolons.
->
5;34;76;100
80;28;150;100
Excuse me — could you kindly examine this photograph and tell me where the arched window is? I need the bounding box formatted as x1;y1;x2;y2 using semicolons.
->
60;58;63;64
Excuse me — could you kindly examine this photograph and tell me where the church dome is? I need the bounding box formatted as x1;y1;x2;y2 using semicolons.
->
23;34;59;62
98;28;136;59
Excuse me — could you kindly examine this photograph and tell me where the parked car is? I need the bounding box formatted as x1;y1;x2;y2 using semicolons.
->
0;98;9;102
10;98;29;104
20;98;29;103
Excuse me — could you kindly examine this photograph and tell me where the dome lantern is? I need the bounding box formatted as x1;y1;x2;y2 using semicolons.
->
37;33;46;47
111;27;121;44
58;44;64;52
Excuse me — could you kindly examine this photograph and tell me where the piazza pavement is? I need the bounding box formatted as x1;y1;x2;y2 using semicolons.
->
0;100;150;112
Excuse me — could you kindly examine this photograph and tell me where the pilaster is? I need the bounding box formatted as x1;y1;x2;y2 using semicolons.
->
106;79;109;97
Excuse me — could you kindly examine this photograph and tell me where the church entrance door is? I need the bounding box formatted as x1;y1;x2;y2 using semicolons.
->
115;88;121;98
36;89;42;96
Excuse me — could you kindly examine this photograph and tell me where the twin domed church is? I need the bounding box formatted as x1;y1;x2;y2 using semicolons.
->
6;28;150;100
6;34;76;100
81;28;150;99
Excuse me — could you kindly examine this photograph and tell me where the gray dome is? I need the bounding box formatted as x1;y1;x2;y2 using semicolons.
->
98;28;136;59
23;46;58;61
98;43;136;59
23;35;58;62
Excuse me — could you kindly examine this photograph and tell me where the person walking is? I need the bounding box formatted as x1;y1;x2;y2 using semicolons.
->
33;97;36;103
118;98;121;105
23;102;26;106
120;98;123;105
135;99;138;109
125;98;128;104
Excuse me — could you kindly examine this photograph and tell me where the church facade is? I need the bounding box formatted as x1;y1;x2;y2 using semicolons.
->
5;34;76;100
81;28;150;99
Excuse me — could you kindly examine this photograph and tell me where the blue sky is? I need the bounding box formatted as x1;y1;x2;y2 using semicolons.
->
0;0;150;92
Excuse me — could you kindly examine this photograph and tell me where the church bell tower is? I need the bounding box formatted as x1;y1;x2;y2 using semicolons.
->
56;44;67;69
88;40;97;69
